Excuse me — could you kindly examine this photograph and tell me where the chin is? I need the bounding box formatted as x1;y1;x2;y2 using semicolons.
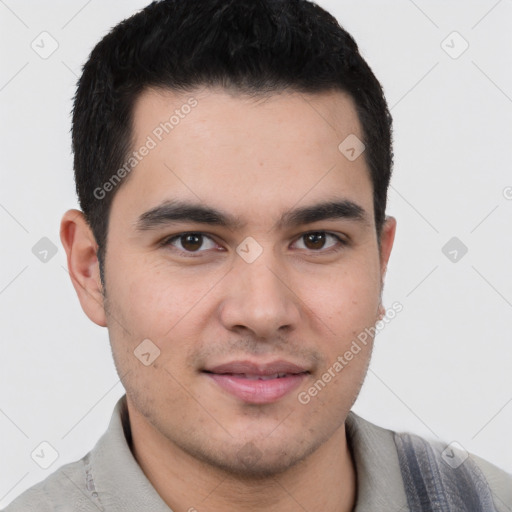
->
183;433;323;480
206;450;308;479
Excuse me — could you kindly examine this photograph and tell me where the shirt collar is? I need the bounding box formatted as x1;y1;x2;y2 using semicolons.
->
90;395;407;511
89;394;172;511
345;410;408;511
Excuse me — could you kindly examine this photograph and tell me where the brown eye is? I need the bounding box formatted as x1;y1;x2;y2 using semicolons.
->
293;231;346;253
304;232;327;250
163;232;218;254
180;233;203;251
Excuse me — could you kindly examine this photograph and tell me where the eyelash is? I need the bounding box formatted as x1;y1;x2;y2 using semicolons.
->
160;231;348;257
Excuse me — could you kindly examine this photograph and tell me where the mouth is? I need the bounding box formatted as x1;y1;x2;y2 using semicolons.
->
202;360;310;404
215;372;295;380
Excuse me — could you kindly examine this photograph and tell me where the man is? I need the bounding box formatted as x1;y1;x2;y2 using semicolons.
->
4;0;511;511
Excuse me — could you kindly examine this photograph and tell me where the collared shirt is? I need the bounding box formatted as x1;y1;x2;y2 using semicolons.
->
3;394;511;511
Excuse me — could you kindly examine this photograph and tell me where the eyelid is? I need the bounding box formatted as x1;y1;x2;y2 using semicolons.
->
160;232;221;253
291;231;347;252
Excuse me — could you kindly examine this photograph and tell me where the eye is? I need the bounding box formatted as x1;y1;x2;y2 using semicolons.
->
292;231;346;252
161;230;347;257
162;232;219;255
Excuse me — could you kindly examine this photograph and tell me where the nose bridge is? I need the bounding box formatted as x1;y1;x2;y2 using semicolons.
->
219;241;300;336
242;253;283;297
237;244;289;306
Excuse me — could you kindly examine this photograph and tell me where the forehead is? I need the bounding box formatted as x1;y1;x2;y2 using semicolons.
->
112;86;373;227
132;86;363;149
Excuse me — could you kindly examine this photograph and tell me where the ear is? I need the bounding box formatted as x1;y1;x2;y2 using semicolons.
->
60;209;107;327
377;215;397;318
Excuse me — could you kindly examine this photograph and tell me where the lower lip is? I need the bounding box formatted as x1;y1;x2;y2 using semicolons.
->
206;373;308;404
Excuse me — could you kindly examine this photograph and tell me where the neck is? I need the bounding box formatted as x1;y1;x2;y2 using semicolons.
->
125;401;357;512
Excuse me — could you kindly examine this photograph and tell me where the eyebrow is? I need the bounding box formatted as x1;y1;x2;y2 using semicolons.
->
135;198;370;232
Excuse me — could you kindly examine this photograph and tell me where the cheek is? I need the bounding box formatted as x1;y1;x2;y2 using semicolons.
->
109;257;188;325
312;259;381;329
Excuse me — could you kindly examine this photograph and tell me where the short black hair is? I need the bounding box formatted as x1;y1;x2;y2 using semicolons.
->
72;0;393;279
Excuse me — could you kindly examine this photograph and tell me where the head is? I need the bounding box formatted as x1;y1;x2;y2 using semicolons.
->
62;0;396;477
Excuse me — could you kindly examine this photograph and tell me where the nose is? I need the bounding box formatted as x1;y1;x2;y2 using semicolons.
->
218;251;301;340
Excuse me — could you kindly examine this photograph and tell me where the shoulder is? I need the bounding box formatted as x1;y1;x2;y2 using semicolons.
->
346;412;511;512
3;396;129;512
465;450;512;512
394;429;512;512
2;454;100;512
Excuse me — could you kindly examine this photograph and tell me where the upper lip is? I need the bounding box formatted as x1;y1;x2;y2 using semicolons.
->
203;360;310;376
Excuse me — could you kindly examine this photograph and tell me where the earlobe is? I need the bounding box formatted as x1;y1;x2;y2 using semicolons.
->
377;302;386;320
60;209;107;327
376;216;397;319
379;215;396;278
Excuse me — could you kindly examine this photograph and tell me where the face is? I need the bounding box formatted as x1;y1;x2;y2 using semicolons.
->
73;87;395;477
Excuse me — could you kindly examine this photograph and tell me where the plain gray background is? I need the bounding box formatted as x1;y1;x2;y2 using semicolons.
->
1;0;511;507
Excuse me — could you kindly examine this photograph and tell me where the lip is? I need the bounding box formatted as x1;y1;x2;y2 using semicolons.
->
203;360;310;404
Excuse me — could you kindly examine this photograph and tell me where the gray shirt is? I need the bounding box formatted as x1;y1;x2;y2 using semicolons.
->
3;395;511;511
